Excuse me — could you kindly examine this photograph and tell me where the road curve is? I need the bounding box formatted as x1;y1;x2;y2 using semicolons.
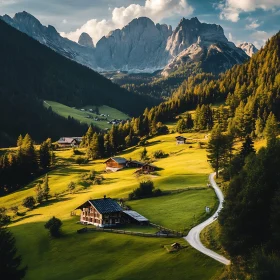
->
183;172;231;265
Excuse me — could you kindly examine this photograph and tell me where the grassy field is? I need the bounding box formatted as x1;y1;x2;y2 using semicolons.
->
0;131;225;279
43;100;129;130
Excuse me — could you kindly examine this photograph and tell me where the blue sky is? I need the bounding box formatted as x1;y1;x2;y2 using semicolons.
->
1;0;279;48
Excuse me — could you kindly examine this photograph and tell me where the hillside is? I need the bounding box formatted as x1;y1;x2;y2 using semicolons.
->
43;101;129;130
0;130;224;279
0;19;157;146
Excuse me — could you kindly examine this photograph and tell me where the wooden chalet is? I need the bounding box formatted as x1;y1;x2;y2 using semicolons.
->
134;163;158;174
104;157;127;172
76;196;123;227
175;135;186;144
126;160;145;168
57;137;82;148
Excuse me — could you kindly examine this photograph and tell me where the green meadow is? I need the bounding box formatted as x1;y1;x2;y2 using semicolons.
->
0;131;225;279
43;100;129;130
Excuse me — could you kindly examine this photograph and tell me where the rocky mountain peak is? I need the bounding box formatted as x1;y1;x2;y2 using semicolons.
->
14;11;41;27
78;32;94;48
238;42;258;57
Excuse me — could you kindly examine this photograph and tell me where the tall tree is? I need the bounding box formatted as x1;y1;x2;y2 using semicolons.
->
0;227;27;279
264;112;279;146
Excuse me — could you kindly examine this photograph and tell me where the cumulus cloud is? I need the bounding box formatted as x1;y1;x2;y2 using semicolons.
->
250;30;273;48
218;0;280;22
245;19;260;30
61;0;194;43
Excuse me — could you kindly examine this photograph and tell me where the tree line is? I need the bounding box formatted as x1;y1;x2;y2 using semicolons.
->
0;134;54;196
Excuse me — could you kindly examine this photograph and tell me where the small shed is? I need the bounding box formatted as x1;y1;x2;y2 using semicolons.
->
134;163;158;174
104;157;127;172
126;160;145;168
123;210;149;225
175;136;187;144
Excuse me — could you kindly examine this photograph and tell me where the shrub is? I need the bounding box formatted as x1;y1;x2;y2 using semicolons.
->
44;216;62;237
0;207;10;226
153;150;168;159
76;156;88;165
72;148;84;155
10;206;19;215
129;180;162;200
68;181;76;193
22;196;36;209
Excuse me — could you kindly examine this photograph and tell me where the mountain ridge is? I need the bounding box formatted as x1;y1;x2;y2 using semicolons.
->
1;11;249;75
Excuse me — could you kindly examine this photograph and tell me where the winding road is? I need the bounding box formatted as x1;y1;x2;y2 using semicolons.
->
183;172;231;265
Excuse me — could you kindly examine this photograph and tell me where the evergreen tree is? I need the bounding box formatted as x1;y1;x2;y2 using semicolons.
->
186;113;194;129
0;227;27;279
16;135;23;147
240;135;256;160
87;133;100;159
42;175;50;201
176;118;187;133
207;125;232;178
44;216;62;238
35;183;44;204
264;112;279;146
39;140;51;169
140;147;148;161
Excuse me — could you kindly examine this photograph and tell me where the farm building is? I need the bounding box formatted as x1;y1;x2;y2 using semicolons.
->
57;137;82;148
76;196;123;227
104;157;127;172
175;136;186;144
76;197;149;227
123;210;149;225
135;163;158;174
126;160;145;168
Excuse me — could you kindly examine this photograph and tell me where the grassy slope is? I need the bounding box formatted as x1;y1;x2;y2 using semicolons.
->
44;101;129;130
0;131;225;280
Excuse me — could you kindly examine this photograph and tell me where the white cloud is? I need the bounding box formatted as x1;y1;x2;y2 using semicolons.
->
218;0;280;22
245;20;260;30
250;30;272;48
62;19;67;24
0;0;17;5
228;32;233;41
61;0;194;43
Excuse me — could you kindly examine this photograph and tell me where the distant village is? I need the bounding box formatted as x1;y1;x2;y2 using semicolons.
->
78;107;130;125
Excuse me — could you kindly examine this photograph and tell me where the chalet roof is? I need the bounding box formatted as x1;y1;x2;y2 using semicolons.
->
123;210;149;222
175;136;186;140
142;163;157;168
129;160;145;166
57;137;78;144
104;157;127;164
76;198;122;214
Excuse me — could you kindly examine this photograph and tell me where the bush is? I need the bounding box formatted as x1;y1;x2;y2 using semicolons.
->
68;181;76;193
76;156;88;165
44;216;62;237
72;148;84;155
0;207;10;226
129;180;162;200
10;206;19;215
153;150;168;159
22;196;36;209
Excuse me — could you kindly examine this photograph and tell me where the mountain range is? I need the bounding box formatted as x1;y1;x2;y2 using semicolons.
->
1;12;256;76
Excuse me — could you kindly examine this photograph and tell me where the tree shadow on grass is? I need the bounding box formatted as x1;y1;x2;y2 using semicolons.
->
52;166;91;176
12;213;42;224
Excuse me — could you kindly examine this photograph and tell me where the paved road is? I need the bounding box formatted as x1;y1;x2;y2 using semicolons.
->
183;172;231;265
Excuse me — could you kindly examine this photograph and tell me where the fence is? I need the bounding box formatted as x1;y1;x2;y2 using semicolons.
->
77;227;183;238
149;222;184;237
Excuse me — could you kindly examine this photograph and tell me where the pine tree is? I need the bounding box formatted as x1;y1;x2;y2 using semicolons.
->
264;112;279;146
87;133;100;159
240;135;255;159
186;113;194;129
176;118;187;133
207;125;231;178
35;183;44;204
0;227;27;279
17;135;23;147
42;175;50;201
39;140;51;169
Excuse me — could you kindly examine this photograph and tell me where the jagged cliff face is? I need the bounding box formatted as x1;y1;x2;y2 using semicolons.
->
1;12;249;75
162;17;248;76
237;42;258;57
95;17;172;72
1;12;97;69
78;32;94;48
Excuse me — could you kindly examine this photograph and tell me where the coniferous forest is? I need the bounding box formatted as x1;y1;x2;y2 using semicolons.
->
0;6;280;280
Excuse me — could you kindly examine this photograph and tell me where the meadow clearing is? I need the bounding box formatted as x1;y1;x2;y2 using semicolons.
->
43;101;129;130
0;131;225;280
